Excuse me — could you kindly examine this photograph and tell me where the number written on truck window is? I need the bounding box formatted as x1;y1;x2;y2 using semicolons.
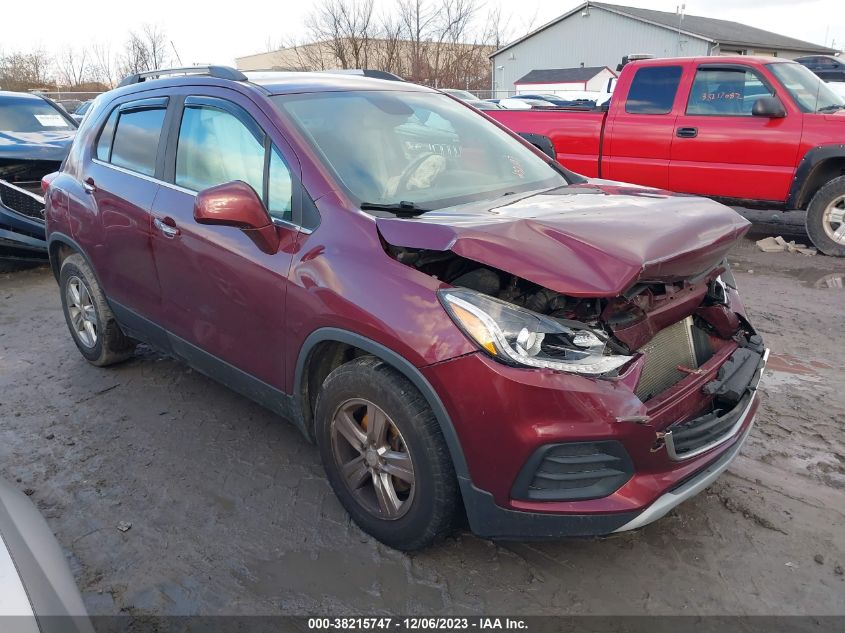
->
625;66;683;115
686;67;774;116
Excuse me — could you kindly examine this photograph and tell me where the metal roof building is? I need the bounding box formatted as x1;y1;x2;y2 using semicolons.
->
490;1;838;95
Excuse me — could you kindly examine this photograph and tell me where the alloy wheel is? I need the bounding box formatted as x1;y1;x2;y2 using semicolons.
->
66;276;98;348
330;398;416;520
823;194;845;244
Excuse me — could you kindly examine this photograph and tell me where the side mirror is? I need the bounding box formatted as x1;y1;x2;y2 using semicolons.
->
752;96;786;118
194;180;280;253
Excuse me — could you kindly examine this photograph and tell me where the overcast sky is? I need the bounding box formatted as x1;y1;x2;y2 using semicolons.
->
2;0;841;67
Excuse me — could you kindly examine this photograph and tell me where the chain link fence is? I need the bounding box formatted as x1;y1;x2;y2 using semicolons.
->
29;90;104;114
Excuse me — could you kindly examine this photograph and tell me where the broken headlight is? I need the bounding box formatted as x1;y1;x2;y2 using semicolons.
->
438;288;632;375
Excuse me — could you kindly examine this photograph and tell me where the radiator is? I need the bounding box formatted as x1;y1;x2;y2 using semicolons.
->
635;316;698;401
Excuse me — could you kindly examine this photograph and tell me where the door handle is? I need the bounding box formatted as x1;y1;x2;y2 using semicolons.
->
154;217;180;238
676;127;698;138
82;176;96;194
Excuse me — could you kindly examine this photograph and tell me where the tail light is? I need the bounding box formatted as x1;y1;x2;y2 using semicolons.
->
41;172;59;193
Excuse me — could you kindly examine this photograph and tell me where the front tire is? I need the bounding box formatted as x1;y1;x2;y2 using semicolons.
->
805;176;845;257
59;253;135;366
315;356;459;550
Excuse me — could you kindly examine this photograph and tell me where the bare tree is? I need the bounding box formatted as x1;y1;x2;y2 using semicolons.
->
269;0;505;91
118;24;171;77
398;0;437;83
90;42;120;88
305;0;376;69
0;49;54;91
56;47;89;88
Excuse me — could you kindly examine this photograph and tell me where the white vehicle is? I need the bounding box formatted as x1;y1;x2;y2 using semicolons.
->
827;81;845;99
0;479;93;632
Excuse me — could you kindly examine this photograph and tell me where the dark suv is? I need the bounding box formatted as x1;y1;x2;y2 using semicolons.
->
795;55;845;82
45;66;768;550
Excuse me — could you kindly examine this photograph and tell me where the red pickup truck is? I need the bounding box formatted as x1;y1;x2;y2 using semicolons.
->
487;56;845;256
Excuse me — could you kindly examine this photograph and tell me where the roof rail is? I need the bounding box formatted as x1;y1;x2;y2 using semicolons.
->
316;69;405;82
118;65;248;87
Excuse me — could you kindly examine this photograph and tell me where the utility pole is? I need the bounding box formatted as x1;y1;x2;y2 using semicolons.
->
676;4;685;56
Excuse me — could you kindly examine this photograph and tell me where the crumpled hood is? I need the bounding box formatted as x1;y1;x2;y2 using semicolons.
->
376;182;750;297
0;130;75;162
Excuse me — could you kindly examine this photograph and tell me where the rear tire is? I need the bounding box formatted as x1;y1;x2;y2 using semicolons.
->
315;356;459;551
59;253;135;366
805;176;845;257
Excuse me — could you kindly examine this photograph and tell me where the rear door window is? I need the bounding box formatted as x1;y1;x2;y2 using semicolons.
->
110;107;167;177
625;66;683;114
95;109;119;161
686;67;774;116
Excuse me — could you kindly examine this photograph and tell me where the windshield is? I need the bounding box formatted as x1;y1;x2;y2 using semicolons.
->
767;62;845;113
0;97;75;133
272;90;567;210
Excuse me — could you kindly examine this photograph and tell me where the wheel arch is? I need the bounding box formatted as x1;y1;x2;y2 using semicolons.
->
517;132;556;161
294;328;471;483
47;232;93;284
788;145;845;209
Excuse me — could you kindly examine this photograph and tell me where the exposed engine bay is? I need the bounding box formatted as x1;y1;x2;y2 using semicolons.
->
388;244;758;403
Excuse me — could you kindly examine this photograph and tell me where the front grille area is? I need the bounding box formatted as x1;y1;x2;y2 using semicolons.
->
635;316;698;401
0;181;45;221
667;403;743;458
511;441;633;501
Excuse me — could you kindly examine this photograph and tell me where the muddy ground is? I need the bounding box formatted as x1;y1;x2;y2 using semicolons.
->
0;231;843;618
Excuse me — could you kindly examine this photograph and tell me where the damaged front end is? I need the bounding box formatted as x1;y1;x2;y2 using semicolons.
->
385;230;766;475
0;160;53;263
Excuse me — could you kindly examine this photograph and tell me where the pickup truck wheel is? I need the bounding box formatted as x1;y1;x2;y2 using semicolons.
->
315;356;459;551
59;254;136;366
806;176;845;257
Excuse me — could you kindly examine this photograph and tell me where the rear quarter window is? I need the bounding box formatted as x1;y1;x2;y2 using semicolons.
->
625;66;683;114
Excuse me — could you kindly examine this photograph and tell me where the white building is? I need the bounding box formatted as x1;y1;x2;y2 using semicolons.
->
514;66;617;94
490;1;838;96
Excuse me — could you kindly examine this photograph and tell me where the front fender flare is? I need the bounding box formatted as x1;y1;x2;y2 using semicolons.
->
293;327;471;484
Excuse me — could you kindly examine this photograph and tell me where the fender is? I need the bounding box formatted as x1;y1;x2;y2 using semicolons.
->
46;232;96;284
787;144;845;209
516;132;556;161
294;327;472;485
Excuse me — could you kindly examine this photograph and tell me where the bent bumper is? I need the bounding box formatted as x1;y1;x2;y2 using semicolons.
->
459;393;759;539
612;414;754;532
425;341;767;540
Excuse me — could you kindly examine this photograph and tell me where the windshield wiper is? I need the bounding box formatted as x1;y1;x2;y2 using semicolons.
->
818;104;845;113
360;201;430;218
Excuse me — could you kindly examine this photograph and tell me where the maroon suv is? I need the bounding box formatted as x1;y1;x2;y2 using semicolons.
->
44;66;768;550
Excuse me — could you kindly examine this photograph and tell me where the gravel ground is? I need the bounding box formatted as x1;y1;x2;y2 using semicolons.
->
0;233;843;618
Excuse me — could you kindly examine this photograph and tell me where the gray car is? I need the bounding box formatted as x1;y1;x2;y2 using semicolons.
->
0;478;93;633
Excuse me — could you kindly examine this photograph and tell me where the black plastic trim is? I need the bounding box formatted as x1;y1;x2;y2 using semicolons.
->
294;328;472;481
183;96;266;144
511;440;634;502
109;300;172;354
461;479;638;539
517;133;555;160
167;331;300;426
786;144;845;209
46;232;94;283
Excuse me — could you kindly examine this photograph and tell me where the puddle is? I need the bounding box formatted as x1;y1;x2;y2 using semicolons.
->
810;272;845;290
769;268;845;290
760;352;829;390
